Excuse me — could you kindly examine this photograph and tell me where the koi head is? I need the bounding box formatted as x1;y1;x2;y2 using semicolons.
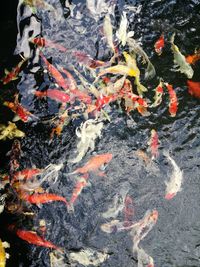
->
150;210;159;222
165;192;176;200
4;101;15;109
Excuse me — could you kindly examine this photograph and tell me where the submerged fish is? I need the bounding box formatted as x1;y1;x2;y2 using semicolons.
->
35;89;70;103
8;225;62;251
0;122;25;140
164;151;183;200
165;83;178;117
71;153;112;176
69;119;104;164
69;177;88;208
30;37;67;52
186;49;200;65
171;33;194;79
154;34;165;55
12;168;41;182
0;239;10;267
187;80;200;98
151;80;164;107
148;129;159;159
103;14;115;53
116;11;134;47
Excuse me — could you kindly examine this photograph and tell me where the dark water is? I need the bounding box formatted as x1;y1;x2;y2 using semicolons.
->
0;0;200;266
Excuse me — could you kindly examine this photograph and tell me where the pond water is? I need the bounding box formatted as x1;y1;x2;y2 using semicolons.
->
0;0;200;266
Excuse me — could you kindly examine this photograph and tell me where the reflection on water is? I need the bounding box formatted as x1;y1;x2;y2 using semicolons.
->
0;0;200;266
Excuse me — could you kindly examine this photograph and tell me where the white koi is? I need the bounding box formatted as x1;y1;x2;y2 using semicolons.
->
164;151;183;200
103;14;115;52
171;33;194;79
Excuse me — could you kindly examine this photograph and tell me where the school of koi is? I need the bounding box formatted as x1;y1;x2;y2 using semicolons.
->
0;0;200;266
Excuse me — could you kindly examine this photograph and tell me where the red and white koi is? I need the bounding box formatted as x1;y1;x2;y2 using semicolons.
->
165;83;178;117
187;80;200;98
95;94;119;110
148;129;159;159
30;37;67;52
154;34;165;55
123;195;135;227
72;51;107;69
1;58;26;85
35;89;70;103
163;151;183;200
40;52;69;90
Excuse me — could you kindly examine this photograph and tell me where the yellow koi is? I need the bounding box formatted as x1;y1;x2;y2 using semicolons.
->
0;239;10;267
98;65;137;78
0;122;25;140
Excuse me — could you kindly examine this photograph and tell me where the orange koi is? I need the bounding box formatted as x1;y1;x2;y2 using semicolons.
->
1;58;26;85
21;192;68;206
123;195;134;227
186;50;200;65
71;153;113;176
12;168;41;182
60;67;92;104
4;101;32;122
35;89;70;103
30;37;67;52
69;177;87;206
165;83;178;117
187;80;200;98
40;52;69;90
8;225;62;251
148;129;159;159
154;34;164;55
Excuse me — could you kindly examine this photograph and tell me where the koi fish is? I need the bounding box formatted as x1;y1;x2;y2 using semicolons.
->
0;122;25;140
71;153;113;176
40;53;69;90
103;14;115;53
154;34;164;55
21;192;68;206
23;0;56;13
12;168;41;182
8;225;62;251
95;94;119;110
72;51;107;69
165;83;178;117
187;80;200;98
8;139;22;173
151;80;164;107
123;195;134;227
69;120;104;163
4;95;34;122
1;58;26;85
148;129;159;159
171;33;194;79
35;89;70;103
123;52;148;96
136;149;150;165
60;67;92;104
127;37;156;80
116;11;134;47
50;109;69;138
30;37;67;52
186;49;200;65
136;247;154;267
69;177;88;209
0;239;10;267
131;209;158;251
98;65;137;78
163;151;183;200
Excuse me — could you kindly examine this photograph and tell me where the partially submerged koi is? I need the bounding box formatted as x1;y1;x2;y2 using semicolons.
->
164;151;183;200
35;89;70;103
165;83;178;117
123;195;134;227
171;33;194;79
1;58;27;85
148;129;159;159
187;80;200;98
154;34;164;55
30;37;67;52
70;153;112;176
